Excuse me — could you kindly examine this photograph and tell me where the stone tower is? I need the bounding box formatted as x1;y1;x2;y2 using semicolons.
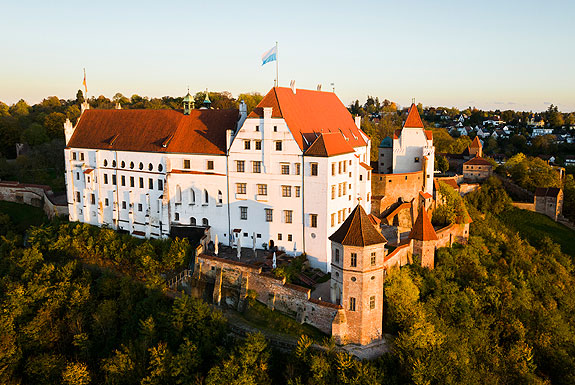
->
408;207;438;269
468;136;483;158
329;204;387;345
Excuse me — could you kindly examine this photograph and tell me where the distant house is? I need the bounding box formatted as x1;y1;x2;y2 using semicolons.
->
483;117;505;126
527;114;545;128
534;187;563;221
565;156;575;167
532;127;554;137
476;127;489;139
463;157;493;181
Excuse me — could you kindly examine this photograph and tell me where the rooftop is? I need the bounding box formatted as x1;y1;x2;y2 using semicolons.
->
329;204;387;246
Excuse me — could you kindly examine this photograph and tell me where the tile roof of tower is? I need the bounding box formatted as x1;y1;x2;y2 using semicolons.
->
67;109;239;154
248;87;367;151
470;136;482;149
404;103;424;129
463;157;492;166
329;204;387;246
408;208;438;241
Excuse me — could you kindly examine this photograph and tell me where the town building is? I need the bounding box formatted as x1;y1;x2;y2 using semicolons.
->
534;187;563;221
63;86;372;272
462;156;493;181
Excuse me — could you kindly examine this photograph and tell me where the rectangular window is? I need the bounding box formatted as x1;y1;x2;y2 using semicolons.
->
284;210;293;223
255;140;262;150
184;159;191;169
331;213;335;227
122;201;126;209
332;163;336;176
236;160;245;172
311;163;318;176
255;125;260;132
370;296;375;310
253;161;261;173
130;176;134;187
371;252;376;266
295;186;300;197
244;140;251;150
310;214;317;228
295;163;301;175
288;234;292;241
331;185;336;200
349;297;356;311
121;175;126;186
338;210;342;224
351;253;357;267
72;152;77;160
76;191;81;202
175;212;179;221
343;162;347;173
112;175;117;185
265;208;273;222
240;206;248;220
90;194;95;204
149;178;153;189
138;203;142;212
343;183;347;195
278;233;282;240
281;163;290;175
338;183;342;197
282;185;291;197
158;179;163;191
104;174;108;184
75;172;80;180
80;153;85;161
339;162;342;174
207;160;214;170
275;141;282;151
273;125;278;132
139;178;143;188
335;248;340;263
368;171;371;180
105;198;109;207
236;183;247;194
414;157;420;163
257;184;268;195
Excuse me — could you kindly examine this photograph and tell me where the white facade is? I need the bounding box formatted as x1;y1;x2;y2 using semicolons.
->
64;88;371;272
392;128;435;195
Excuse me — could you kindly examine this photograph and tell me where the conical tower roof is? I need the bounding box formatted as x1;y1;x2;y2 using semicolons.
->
403;103;424;129
329;205;387;246
469;136;482;149
409;207;438;241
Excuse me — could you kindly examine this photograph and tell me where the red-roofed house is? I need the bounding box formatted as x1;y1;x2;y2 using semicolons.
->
65;87;372;273
463;156;493;181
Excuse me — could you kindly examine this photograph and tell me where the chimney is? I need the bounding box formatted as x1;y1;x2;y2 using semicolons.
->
317;84;322;91
263;107;273;120
81;101;89;114
237;100;248;131
226;129;234;152
64;118;74;144
290;80;296;94
355;116;361;129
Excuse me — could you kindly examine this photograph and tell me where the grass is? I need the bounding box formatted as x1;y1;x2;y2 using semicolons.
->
499;208;575;257
0;201;47;234
242;299;326;342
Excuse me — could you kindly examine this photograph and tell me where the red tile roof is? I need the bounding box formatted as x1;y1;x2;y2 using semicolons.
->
435;178;459;191
404;103;424;128
359;162;373;170
469;136;482;149
409;208;438;241
464;157;492;166
68;109;239;155
419;191;433;199
248;87;367;151
329;205;387;246
534;187;561;197
304;132;355;157
424;130;433;140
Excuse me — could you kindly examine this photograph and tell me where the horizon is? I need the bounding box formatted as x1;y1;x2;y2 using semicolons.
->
1;0;574;112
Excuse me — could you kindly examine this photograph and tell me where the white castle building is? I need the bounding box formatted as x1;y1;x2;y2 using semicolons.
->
377;103;435;195
64;87;372;272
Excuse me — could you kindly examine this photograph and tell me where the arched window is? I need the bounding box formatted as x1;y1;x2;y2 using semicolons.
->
175;185;182;204
158;164;163;172
103;159;108;167
189;188;195;204
121;161;125;168
190;217;196;225
204;189;209;204
217;190;223;206
139;162;143;170
112;160;116;168
130;161;134;169
148;163;153;171
202;218;209;227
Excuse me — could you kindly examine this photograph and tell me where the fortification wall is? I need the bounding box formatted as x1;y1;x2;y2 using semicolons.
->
0;181;68;219
512;202;535;211
383;241;412;270
435;223;470;248
372;171;424;214
195;254;341;335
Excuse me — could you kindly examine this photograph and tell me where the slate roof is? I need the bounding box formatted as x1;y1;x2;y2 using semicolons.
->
67;109;239;154
304;132;355;157
379;136;393;148
408;208;438;241
534;187;561;197
329;205;387;246
248;87;367;151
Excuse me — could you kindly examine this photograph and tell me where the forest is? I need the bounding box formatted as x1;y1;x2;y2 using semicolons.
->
0;177;574;384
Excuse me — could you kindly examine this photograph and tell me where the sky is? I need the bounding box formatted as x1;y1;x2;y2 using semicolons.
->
1;0;574;112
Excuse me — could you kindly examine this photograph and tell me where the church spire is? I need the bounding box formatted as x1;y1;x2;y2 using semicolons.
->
203;88;212;109
182;87;193;115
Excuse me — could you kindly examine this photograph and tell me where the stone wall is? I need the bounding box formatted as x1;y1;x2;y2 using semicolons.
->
512;202;535;211
371;171;424;215
0;181;68;219
194;254;342;335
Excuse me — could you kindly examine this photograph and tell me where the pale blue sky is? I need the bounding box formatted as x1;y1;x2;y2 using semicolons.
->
1;0;573;112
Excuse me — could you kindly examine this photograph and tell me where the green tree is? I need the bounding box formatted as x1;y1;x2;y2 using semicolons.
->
10;99;30;116
62;362;91;385
44;112;67;138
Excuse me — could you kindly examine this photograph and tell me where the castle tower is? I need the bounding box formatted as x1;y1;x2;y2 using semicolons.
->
329;204;387;345
408;207;438;269
468;136;483;158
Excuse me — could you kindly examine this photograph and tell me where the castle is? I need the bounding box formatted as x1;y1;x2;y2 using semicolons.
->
65;87;470;347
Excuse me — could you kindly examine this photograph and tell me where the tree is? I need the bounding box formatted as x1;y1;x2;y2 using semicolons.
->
435;154;449;173
0;101;9;117
62;362;91;385
545;104;564;128
76;90;85;104
10;99;30;116
44;112;67;138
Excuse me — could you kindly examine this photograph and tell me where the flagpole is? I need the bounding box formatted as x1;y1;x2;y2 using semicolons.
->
275;41;278;87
